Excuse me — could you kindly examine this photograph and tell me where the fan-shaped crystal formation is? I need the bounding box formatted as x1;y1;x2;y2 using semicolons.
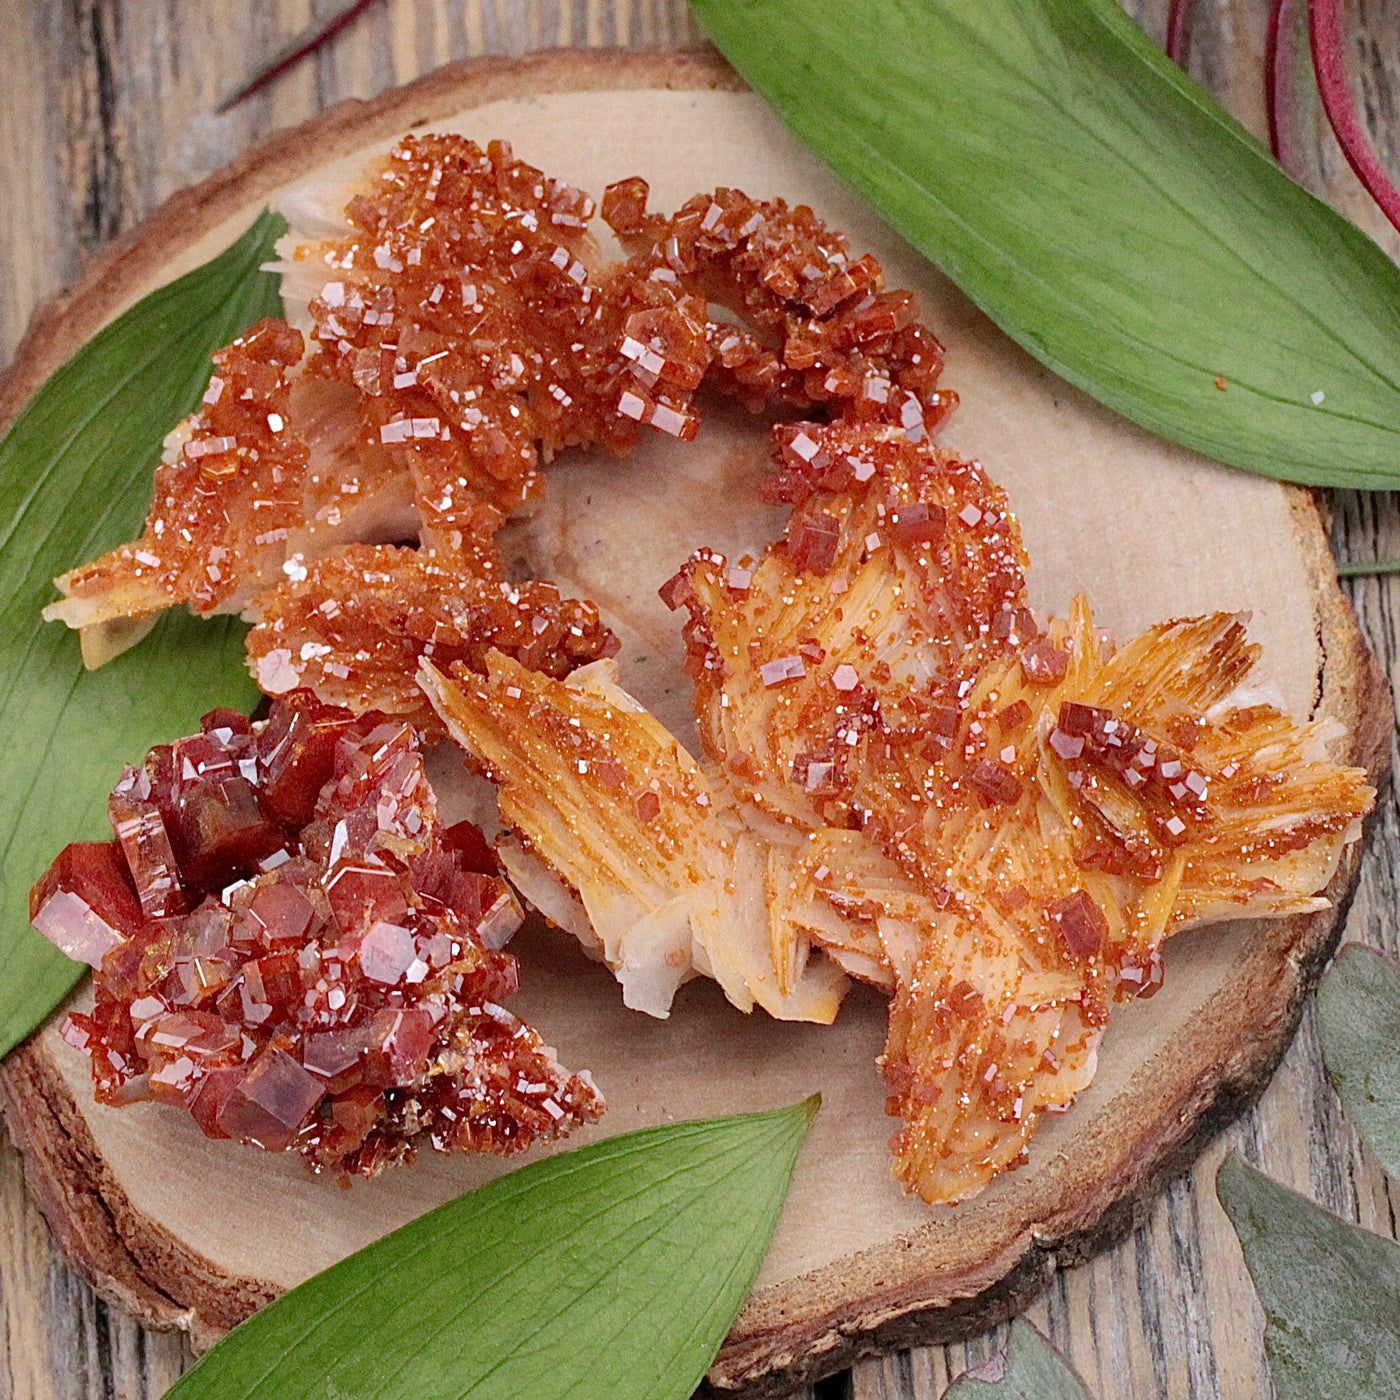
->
426;415;1374;1204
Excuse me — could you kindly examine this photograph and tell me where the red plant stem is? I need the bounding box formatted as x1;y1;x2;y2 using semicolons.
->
1165;0;1196;65
1309;0;1400;232
1266;0;1308;177
215;0;382;114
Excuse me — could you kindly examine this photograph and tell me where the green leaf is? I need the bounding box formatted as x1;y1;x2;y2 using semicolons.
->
1217;1153;1400;1399
165;1098;818;1400
0;211;284;1057
1318;942;1400;1180
943;1318;1093;1400
689;0;1400;489
1336;558;1400;577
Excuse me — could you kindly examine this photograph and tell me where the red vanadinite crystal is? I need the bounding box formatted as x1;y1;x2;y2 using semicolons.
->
30;842;143;969
1019;639;1070;686
785;503;843;574
968;759;1023;807
1049;890;1108;959
34;693;602;1177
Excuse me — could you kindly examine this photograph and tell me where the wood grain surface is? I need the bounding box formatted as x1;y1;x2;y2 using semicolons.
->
1;3;1398;1398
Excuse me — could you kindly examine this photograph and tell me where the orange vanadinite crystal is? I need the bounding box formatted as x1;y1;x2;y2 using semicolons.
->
661;421;1029;829
50;135;962;719
245;543;618;723
292;141;958;530
59;319;312;619
34;695;601;1177
601;180;955;431
37;135;1379;1212
299;137;640;549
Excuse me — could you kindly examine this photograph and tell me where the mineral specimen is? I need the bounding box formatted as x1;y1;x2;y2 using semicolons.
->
34;694;601;1177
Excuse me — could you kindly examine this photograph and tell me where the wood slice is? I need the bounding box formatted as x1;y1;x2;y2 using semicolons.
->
0;47;1390;1397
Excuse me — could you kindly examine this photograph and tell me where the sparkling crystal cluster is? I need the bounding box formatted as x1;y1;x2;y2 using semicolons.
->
426;428;1375;1203
33;694;601;1177
32;135;1378;1206
49;136;960;727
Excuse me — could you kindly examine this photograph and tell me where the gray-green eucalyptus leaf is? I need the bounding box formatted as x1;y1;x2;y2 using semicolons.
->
1217;1153;1400;1399
690;0;1400;490
165;1099;817;1400
943;1318;1093;1400
1318;941;1400;1180
0;211;283;1057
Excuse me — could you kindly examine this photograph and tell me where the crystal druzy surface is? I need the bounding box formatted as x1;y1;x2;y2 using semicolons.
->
33;695;601;1178
34;133;1377;1206
52;136;960;723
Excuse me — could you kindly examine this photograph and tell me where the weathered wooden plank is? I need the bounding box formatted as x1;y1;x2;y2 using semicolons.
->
0;1126;194;1400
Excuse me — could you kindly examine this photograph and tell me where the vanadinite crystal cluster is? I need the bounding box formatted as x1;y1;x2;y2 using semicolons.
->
31;133;1378;1206
31;694;601;1177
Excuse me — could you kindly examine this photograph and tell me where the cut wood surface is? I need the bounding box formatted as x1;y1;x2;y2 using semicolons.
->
2;4;1399;1400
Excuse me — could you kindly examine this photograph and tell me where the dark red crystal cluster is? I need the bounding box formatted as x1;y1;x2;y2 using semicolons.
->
31;694;601;1177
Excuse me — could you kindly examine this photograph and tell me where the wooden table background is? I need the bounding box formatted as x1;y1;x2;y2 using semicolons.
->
2;1;1399;1396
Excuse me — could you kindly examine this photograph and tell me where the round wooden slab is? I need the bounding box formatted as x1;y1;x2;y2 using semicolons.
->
0;48;1390;1397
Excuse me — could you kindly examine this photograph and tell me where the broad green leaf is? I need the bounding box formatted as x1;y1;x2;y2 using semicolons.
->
690;0;1400;489
1318;942;1400;1180
0;212;283;1057
943;1319;1093;1400
1217;1153;1400;1399
166;1098;818;1400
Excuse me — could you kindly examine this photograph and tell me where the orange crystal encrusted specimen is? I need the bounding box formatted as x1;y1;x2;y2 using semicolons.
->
245;543;618;723
55;319;313;627
47;136;958;723
299;137;644;546
35;695;601;1177
664;422;1030;829
427;408;1374;1204
600;179;955;430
